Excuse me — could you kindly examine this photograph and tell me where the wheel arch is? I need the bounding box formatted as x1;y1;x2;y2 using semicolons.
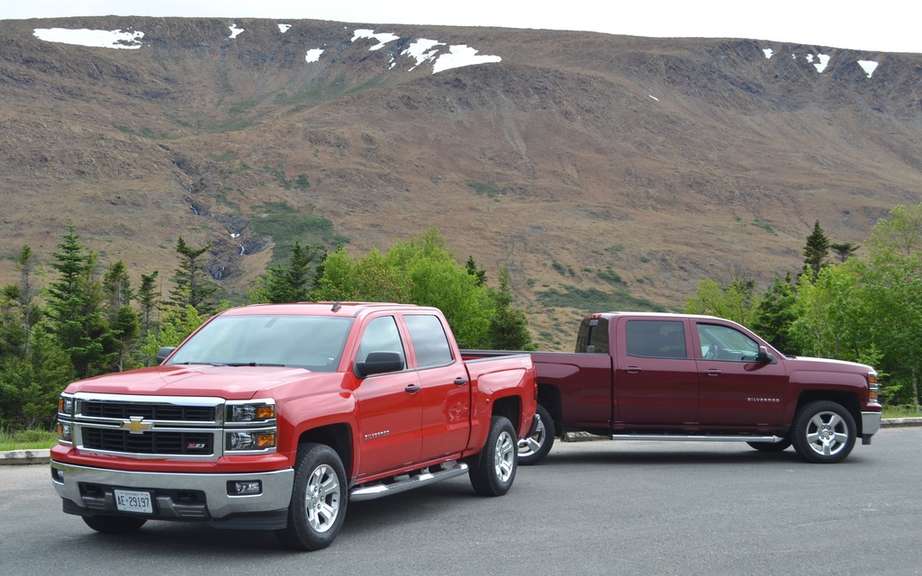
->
795;390;863;434
297;423;354;480
536;382;562;437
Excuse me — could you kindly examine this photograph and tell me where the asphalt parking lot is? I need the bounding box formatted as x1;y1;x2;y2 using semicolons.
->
2;428;920;576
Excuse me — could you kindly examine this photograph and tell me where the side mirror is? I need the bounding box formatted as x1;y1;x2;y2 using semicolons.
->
355;352;404;378
755;345;773;364
156;347;175;364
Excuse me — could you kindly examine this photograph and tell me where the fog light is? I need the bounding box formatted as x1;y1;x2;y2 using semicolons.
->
51;467;63;483
227;480;262;496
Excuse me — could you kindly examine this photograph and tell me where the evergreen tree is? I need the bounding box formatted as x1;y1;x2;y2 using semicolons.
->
465;256;487;287
137;271;159;338
102;261;133;320
488;268;534;350
830;242;859;263
803;220;830;278
168;237;217;314
751;274;799;355
252;243;318;304
110;305;140;371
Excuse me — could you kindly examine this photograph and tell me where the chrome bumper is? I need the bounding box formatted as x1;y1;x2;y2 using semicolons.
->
51;461;293;520
861;411;881;436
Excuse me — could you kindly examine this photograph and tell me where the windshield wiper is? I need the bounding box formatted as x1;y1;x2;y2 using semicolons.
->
225;362;288;367
171;361;227;366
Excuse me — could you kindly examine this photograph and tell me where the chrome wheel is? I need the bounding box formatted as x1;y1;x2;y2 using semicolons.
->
806;411;849;457
518;414;546;458
305;464;341;533
494;430;515;483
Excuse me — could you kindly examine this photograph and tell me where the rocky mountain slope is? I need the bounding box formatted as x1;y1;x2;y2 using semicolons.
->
0;16;919;347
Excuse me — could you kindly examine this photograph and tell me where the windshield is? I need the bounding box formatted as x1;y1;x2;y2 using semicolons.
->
168;315;353;371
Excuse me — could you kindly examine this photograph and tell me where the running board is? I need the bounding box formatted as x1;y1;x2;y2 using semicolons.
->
611;434;785;443
350;461;469;502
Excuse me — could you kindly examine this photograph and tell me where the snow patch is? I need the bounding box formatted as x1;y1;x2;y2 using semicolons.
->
805;54;814;63
813;53;830;73
857;59;878;78
228;24;244;39
648;94;659;102
230;232;240;239
762;48;774;60
277;23;291;34
432;44;501;74
351;28;399;51
402;38;444;70
305;48;324;63
792;53;797;60
32;28;144;49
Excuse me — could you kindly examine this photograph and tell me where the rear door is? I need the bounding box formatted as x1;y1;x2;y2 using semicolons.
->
403;313;472;462
353;314;422;476
693;322;788;428
614;317;698;428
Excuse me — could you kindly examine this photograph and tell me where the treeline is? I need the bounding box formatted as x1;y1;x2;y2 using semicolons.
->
0;229;532;430
686;204;922;408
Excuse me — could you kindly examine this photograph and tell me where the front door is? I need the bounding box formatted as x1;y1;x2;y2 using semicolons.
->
694;322;788;428
614;318;699;428
403;314;472;461
354;315;422;476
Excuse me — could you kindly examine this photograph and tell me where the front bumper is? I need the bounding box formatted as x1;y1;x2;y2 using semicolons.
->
51;460;293;527
861;411;881;437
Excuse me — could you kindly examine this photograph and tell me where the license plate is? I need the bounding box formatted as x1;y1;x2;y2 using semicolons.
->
113;489;153;514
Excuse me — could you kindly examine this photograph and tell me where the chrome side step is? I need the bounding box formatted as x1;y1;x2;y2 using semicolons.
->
350;461;469;502
611;434;785;443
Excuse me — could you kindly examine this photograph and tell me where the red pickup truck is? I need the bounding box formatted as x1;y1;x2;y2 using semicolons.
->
466;312;881;465
52;302;536;550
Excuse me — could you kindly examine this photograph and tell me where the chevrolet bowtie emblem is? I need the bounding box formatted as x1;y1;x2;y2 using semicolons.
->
123;416;153;435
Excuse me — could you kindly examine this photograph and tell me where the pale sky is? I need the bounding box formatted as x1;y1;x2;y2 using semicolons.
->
3;0;921;54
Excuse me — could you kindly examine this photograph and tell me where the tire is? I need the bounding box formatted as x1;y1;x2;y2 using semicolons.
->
518;404;555;465
747;439;791;452
82;515;147;533
791;401;857;463
276;443;348;551
469;416;518;497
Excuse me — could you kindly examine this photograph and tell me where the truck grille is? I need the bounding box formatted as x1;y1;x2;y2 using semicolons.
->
81;428;213;455
81;401;215;422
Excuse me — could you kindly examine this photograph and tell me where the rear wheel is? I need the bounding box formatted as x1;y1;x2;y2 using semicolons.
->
791;401;856;463
469;416;518;497
747;439;791;452
277;443;348;550
518;404;555;465
82;515;147;533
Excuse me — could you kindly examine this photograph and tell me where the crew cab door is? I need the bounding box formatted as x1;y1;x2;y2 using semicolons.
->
353;315;422;476
614;318;698;428
693;322;787;428
402;313;471;462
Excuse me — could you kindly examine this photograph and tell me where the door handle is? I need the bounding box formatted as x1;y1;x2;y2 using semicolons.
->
454;377;468;386
705;369;721;377
404;383;421;394
626;366;641;375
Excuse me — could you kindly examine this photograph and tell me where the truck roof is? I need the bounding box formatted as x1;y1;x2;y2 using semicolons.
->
221;302;433;318
596;311;725;322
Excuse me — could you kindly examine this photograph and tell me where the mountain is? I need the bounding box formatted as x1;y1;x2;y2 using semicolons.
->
0;16;920;348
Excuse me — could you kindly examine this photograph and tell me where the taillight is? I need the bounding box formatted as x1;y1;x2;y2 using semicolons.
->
867;373;879;403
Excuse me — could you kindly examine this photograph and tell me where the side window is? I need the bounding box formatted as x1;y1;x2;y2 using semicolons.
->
405;315;453;368
357;316;405;366
625;320;687;359
576;318;610;354
697;324;759;362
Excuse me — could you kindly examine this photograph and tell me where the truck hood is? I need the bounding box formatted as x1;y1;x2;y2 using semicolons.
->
786;356;873;375
65;365;322;400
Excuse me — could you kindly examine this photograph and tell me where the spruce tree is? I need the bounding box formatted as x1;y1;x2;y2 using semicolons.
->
102;261;133;320
488;268;534;350
258;243;317;304
751;274;799;355
830;242;859;263
137;271;159;337
466;256;487;287
169;237;217;314
803;220;830;278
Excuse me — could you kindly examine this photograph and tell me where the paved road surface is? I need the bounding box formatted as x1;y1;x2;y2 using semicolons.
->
2;428;920;576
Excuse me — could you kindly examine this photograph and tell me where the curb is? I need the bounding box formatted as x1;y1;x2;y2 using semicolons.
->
0;449;50;465
881;417;922;428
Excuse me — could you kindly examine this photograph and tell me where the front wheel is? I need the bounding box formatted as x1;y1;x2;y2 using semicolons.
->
518;404;555;465
82;515;147;533
277;443;348;551
469;416;518;497
791;401;857;463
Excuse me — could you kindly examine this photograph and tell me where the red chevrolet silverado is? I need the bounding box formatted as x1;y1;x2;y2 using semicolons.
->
52;302;536;550
465;312;881;465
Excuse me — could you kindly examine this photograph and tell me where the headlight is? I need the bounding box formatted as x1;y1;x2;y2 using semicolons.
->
226;431;276;451
226;401;275;422
58;395;75;416
56;419;72;442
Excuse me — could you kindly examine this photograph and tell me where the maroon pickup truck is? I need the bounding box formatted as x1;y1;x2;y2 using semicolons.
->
465;312;881;464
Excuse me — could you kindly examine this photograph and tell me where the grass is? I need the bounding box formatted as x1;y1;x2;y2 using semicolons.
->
882;405;922;419
0;428;57;451
466;180;506;199
250;202;349;264
752;218;777;235
537;284;665;313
